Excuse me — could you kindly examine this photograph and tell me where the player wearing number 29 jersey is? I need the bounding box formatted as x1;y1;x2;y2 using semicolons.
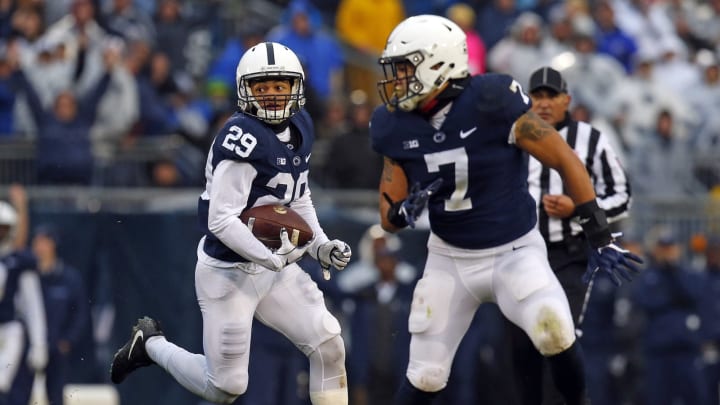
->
110;42;351;405
371;73;536;249
370;14;638;405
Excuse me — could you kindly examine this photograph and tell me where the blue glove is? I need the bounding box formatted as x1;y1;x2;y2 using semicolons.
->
584;236;643;286
399;178;443;228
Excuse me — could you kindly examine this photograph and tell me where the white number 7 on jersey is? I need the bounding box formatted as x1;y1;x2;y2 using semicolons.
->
424;147;472;212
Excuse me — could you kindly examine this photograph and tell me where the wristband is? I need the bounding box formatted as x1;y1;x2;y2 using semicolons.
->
574;200;612;248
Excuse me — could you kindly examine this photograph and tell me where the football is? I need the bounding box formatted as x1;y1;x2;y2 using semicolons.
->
239;204;314;250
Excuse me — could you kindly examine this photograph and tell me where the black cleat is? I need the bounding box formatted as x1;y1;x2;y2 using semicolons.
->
110;316;163;384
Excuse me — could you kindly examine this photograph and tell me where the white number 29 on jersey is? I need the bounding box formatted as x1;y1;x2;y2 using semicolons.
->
222;125;257;157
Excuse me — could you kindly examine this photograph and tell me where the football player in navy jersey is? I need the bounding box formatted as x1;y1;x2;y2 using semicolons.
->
0;199;48;403
110;42;352;405
370;15;642;405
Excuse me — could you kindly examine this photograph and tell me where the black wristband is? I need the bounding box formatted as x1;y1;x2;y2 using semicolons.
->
383;193;408;229
574;200;613;248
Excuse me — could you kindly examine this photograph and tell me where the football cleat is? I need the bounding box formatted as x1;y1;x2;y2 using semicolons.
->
110;316;163;384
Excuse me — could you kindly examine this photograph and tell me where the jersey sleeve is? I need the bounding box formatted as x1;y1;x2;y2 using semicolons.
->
206;159;282;270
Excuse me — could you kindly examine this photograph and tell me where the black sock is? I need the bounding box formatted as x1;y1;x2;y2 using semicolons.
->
394;377;440;405
546;341;587;405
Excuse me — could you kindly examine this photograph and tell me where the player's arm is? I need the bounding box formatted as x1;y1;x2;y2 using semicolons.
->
514;111;612;247
379;157;409;232
515;111;597;206
207;160;285;270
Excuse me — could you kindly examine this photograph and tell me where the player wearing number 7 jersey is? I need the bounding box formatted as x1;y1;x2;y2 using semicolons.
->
371;15;640;405
110;42;351;405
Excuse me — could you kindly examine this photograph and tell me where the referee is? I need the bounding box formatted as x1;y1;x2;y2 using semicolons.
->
508;66;632;405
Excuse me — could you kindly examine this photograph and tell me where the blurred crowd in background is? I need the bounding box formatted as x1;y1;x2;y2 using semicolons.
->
0;0;719;193
1;0;720;404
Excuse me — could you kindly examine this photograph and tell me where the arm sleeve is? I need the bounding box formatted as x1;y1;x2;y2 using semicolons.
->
593;135;631;223
207;159;283;270
17;271;48;352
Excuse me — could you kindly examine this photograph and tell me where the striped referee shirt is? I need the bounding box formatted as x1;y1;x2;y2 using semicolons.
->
528;115;631;243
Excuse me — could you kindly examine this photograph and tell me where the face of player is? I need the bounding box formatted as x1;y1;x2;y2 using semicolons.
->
529;89;570;126
250;78;293;112
392;61;416;99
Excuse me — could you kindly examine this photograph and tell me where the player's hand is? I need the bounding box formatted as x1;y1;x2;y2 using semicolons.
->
399;178;443;228
317;240;352;280
584;234;643;286
273;228;313;270
27;344;48;371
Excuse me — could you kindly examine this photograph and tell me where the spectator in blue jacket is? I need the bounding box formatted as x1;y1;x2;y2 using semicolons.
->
9;46;118;185
15;224;91;405
631;227;708;405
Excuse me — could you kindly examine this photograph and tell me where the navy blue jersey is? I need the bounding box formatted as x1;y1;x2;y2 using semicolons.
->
199;110;315;262
371;74;536;249
0;250;38;322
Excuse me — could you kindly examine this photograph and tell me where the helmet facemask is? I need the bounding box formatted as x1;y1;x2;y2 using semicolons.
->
238;72;305;124
236;42;306;125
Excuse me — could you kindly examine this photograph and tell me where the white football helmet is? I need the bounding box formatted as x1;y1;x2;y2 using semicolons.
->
378;15;470;111
236;42;306;124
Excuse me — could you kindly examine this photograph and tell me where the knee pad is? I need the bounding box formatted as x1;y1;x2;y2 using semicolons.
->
214;323;249;396
315;334;346;367
528;306;575;356
406;362;449;393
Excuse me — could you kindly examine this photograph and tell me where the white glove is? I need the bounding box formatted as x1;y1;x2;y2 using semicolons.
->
27;344;48;371
316;240;352;280
271;228;313;271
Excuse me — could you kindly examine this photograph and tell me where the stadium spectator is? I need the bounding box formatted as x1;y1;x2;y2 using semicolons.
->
13;223;91;405
345;239;415;405
603;48;698;151
476;0;519;52
628;109;707;198
446;2;486;75
335;0;404;105
100;0;156;44
592;0;638;74
487;11;555;84
10;41;118;185
267;0;345;111
556;25;628;121
631;226;708;405
322;89;381;190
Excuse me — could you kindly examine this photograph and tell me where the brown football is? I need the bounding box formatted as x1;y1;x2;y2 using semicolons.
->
239;204;314;249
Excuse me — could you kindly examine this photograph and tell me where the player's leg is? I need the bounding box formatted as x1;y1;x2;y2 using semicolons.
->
111;258;259;404
494;229;586;405
541;247;589;405
396;233;488;404
255;264;347;405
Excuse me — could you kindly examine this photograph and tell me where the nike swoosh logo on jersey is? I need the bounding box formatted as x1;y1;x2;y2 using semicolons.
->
512;245;527;251
459;127;477;139
128;330;144;360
